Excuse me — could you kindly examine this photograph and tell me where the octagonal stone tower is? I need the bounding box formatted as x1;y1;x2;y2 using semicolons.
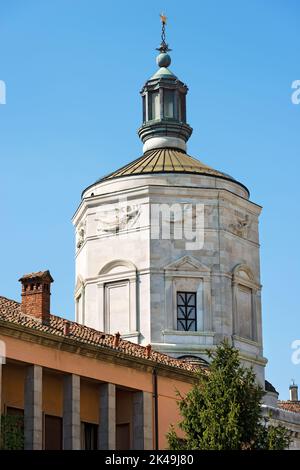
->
73;25;267;384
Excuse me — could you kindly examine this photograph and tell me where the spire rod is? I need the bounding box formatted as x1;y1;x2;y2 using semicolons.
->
156;13;171;53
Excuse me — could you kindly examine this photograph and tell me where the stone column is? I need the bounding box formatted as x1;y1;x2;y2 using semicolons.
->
63;374;81;450
24;365;43;450
132;391;153;450
98;383;116;450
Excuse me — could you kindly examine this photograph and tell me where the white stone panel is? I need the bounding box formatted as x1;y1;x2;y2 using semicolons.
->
237;285;252;340
105;281;130;334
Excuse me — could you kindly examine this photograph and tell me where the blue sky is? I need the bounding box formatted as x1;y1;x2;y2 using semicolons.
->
0;0;299;399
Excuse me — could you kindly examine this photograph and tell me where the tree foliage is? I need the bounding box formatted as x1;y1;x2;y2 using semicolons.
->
1;414;24;450
167;341;291;450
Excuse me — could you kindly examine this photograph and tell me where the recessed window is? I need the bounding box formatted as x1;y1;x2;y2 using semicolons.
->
164;89;174;118
44;415;62;450
179;93;186;122
177;291;197;331
148;91;160;120
142;95;146;122
116;423;130;450
81;422;98;450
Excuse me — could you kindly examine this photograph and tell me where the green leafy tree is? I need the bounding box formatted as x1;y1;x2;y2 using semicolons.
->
167;341;291;450
1;414;24;450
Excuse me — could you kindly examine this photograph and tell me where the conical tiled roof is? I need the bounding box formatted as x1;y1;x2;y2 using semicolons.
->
98;148;239;184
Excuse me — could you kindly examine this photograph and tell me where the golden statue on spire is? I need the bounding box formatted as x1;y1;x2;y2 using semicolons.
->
157;12;170;53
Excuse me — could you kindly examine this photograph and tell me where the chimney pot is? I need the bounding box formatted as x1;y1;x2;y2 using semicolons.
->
146;344;152;358
63;320;70;336
113;332;121;348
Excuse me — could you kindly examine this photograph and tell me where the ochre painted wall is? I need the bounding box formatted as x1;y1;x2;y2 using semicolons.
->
116;390;133;448
116;390;133;425
157;375;190;449
2;335;154;392
43;371;63;417
2;362;25;412
0;333;193;449
80;379;100;424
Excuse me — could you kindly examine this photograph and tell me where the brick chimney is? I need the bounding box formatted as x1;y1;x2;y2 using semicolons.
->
289;382;299;401
19;271;53;323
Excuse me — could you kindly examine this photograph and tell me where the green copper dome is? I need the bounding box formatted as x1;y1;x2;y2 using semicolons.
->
150;67;176;79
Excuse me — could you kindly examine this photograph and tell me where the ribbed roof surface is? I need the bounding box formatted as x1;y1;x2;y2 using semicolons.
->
98;148;236;183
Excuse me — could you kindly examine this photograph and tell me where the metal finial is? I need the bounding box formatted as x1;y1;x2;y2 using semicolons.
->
160;13;167;25
156;13;171;53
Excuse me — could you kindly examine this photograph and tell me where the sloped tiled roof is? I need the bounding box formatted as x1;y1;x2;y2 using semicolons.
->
278;401;300;413
0;295;201;373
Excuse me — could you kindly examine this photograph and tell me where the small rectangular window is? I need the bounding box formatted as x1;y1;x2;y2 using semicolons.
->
164;89;174;118
148;91;160;120
179;94;186;122
177;291;197;331
142;95;146;122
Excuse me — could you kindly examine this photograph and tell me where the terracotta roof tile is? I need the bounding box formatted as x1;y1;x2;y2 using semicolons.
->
278;401;300;413
0;295;202;373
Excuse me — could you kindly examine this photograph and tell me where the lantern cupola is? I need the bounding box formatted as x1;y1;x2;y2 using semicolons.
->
138;15;193;153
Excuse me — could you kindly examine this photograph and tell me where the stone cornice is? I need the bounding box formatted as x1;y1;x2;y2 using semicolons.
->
74;180;259;225
155;342;267;367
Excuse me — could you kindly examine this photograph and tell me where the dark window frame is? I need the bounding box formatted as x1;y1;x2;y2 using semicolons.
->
176;291;197;331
